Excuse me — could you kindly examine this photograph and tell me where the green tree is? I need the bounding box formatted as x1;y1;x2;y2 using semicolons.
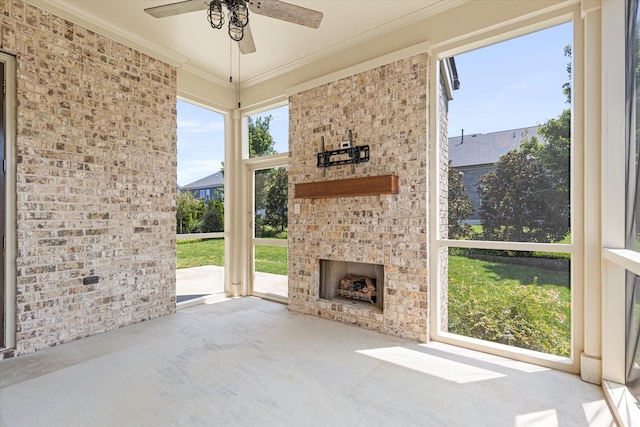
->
249;115;277;158
478;147;568;243
200;188;224;232
263;167;289;232
176;191;205;234
448;162;473;239
537;108;571;229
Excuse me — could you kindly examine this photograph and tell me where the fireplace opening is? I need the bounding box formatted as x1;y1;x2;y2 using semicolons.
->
319;259;384;310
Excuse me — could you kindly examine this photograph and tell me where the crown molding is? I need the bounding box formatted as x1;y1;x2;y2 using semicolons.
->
240;0;468;88
180;63;233;88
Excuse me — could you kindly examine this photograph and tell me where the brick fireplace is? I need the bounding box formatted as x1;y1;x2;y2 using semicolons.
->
287;53;430;342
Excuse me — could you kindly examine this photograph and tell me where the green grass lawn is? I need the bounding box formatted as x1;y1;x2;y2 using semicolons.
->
254;244;288;275
176;238;287;275
176;238;225;269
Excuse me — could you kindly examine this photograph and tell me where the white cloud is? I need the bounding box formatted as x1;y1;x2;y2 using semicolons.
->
178;157;224;187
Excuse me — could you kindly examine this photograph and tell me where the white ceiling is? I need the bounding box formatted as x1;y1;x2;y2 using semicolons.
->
30;0;459;86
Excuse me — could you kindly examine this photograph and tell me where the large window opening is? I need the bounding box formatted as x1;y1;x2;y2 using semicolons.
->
437;21;575;364
246;105;289;301
175;100;226;304
251;165;288;299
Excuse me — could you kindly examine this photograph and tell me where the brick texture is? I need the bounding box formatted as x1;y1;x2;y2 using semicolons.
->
288;54;430;342
2;0;177;355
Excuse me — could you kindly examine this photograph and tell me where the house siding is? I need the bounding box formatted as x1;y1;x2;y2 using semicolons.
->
1;0;177;355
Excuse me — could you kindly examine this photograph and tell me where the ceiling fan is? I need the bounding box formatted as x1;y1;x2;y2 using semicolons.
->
144;0;323;54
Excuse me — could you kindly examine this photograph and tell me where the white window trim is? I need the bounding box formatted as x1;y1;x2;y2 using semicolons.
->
242;104;290;303
1;52;16;352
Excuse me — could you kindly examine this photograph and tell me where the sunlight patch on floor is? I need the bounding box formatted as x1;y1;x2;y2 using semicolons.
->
356;346;506;383
514;409;558;427
421;342;551;373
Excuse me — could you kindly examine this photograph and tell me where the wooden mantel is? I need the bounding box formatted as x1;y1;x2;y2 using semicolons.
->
295;174;398;199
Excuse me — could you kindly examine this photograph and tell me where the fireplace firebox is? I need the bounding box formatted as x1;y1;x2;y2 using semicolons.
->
319;259;384;310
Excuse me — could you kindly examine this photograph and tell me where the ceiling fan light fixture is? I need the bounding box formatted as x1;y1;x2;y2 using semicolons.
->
228;21;244;41
207;1;224;29
230;2;249;28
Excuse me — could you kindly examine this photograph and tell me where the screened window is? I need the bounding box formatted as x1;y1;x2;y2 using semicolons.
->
437;22;575;362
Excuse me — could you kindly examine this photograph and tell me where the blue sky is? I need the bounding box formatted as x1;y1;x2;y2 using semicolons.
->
177;21;572;186
448;22;572;137
176;103;288;186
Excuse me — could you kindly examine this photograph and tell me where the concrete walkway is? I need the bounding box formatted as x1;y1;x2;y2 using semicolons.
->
176;266;288;303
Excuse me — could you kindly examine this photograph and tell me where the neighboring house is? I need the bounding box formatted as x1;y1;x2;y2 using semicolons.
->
448;126;541;221
181;171;224;202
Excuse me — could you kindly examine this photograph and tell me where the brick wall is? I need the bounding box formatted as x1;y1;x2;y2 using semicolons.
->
288;54;429;342
1;0;177;355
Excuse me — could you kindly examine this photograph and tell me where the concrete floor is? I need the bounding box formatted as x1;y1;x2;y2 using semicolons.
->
0;298;614;426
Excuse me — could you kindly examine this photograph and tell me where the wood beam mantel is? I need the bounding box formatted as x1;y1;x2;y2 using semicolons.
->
294;174;398;199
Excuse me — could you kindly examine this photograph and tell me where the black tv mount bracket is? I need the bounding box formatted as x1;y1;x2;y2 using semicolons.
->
317;130;370;176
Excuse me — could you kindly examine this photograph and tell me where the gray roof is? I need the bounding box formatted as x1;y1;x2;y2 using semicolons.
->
448;126;541;168
182;171;224;190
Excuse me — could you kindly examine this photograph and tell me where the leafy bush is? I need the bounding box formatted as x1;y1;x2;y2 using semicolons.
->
448;162;473;239
449;281;570;356
448;255;571;357
256;224;288;239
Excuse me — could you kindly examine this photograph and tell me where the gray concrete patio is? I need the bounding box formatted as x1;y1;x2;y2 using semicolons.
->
0;297;614;426
176;266;287;304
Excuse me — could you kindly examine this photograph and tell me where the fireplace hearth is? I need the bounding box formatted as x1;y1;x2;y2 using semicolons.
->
319;260;384;310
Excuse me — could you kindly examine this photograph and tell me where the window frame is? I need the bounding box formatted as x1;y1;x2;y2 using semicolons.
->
1;51;16;352
241;102;290;303
429;13;582;373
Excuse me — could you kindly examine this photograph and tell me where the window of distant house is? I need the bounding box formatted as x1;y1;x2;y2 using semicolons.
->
436;21;575;363
198;189;211;200
248;105;289;158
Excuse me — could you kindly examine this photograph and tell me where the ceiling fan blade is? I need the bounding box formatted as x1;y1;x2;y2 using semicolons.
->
247;0;323;29
239;23;257;54
144;0;209;18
